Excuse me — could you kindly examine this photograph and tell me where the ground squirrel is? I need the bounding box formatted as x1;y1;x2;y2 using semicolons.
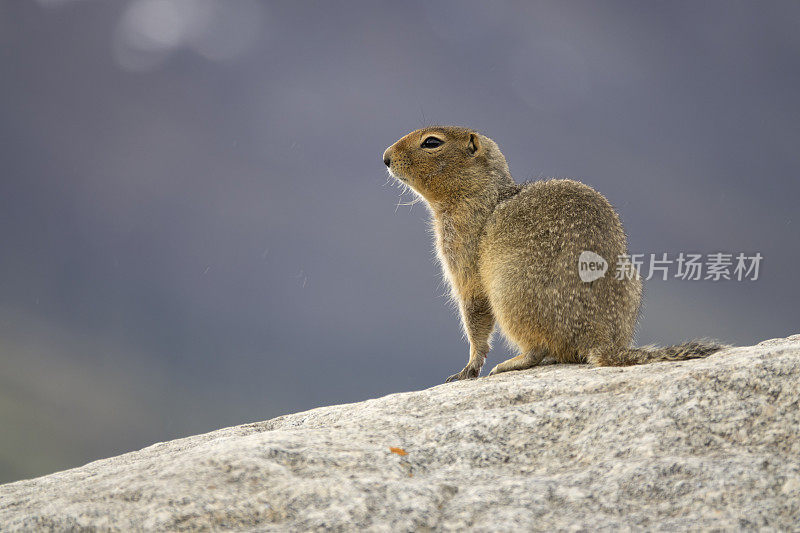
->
382;126;728;382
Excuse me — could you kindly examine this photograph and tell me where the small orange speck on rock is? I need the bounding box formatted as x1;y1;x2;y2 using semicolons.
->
389;447;407;456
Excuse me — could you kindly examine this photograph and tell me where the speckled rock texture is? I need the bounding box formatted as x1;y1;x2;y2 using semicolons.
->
1;335;799;531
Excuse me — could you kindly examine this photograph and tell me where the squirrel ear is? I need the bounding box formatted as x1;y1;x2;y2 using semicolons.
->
468;133;480;155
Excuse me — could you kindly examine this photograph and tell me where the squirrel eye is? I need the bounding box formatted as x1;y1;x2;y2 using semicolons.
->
421;136;444;149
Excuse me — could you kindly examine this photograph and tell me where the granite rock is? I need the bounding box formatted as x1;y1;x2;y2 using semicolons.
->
2;335;799;531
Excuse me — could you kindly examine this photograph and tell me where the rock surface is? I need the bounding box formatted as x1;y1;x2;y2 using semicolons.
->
2;335;800;531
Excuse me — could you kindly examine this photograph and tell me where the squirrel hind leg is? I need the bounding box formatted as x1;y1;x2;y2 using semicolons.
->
487;348;546;377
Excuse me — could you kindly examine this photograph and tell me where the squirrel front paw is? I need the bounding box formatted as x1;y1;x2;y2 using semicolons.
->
445;364;481;383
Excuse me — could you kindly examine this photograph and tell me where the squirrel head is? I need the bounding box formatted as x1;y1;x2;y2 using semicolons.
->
383;126;513;206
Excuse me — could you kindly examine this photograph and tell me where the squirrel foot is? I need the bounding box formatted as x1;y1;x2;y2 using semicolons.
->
487;350;545;377
445;364;482;383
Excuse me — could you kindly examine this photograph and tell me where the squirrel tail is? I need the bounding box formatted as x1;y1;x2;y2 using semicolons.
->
595;340;730;366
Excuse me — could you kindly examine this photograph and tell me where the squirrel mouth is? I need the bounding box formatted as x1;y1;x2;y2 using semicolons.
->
388;169;408;183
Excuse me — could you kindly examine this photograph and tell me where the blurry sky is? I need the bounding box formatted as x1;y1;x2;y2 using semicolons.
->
1;0;798;483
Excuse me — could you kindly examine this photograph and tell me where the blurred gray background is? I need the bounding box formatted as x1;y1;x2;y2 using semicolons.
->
1;0;798;483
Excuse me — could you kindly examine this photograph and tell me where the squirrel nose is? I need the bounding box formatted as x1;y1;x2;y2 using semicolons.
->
382;149;392;167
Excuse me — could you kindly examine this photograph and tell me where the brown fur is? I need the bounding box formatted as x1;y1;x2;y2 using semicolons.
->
382;126;729;381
